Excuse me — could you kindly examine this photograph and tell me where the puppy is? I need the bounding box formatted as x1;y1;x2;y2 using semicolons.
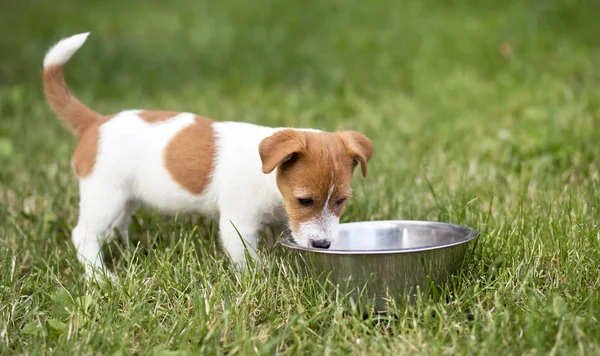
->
42;33;373;280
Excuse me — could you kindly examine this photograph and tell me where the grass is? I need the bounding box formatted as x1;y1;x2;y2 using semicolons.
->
1;0;600;353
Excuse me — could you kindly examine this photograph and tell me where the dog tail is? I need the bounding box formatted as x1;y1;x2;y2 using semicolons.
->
43;32;102;135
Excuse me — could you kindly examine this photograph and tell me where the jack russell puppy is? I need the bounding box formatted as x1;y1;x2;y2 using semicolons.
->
42;33;373;280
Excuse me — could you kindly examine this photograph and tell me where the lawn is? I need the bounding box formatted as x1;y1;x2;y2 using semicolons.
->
1;0;600;354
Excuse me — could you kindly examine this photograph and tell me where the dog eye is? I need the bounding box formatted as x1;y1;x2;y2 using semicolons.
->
298;198;314;207
336;198;347;205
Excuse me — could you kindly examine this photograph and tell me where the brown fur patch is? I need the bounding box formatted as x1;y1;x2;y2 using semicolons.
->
43;65;102;135
164;116;215;195
337;131;374;177
44;60;187;178
72;123;100;177
71;115;113;178
138;110;179;123
259;130;373;232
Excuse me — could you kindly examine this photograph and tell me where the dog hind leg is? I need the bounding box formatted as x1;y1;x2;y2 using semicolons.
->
72;182;130;282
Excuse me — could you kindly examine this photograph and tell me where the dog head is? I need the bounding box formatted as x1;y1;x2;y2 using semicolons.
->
259;129;373;249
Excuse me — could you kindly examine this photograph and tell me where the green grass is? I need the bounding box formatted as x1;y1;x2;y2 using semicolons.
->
2;0;600;353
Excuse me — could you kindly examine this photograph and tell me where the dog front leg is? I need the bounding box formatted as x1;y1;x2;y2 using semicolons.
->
218;216;260;269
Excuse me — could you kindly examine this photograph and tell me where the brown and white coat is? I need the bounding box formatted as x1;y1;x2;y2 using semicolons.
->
43;33;373;280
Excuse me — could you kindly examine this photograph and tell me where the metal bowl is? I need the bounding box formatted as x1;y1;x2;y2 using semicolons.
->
280;220;479;312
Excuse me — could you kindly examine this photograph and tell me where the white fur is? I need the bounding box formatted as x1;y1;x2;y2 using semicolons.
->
46;33;345;281
294;182;339;248
71;112;305;278
44;32;90;68
296;214;340;248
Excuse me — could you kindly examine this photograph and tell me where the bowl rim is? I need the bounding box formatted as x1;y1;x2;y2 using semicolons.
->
279;220;479;255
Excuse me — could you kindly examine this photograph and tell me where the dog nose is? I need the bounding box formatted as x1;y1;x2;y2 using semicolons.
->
310;239;331;249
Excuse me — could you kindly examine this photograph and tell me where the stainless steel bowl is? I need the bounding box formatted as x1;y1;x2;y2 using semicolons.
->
280;220;478;312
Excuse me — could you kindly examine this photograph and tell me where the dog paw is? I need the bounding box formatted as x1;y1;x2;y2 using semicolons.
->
85;267;118;285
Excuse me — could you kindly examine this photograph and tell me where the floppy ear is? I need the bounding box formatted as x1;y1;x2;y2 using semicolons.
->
259;129;306;174
338;131;373;177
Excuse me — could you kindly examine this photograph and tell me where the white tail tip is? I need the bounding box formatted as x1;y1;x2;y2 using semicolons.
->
43;32;90;68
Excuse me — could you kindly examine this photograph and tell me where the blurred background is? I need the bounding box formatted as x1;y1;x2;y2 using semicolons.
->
1;0;600;219
2;2;600;352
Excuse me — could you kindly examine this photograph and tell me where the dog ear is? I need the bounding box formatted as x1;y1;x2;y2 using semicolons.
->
259;129;306;174
338;131;373;177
